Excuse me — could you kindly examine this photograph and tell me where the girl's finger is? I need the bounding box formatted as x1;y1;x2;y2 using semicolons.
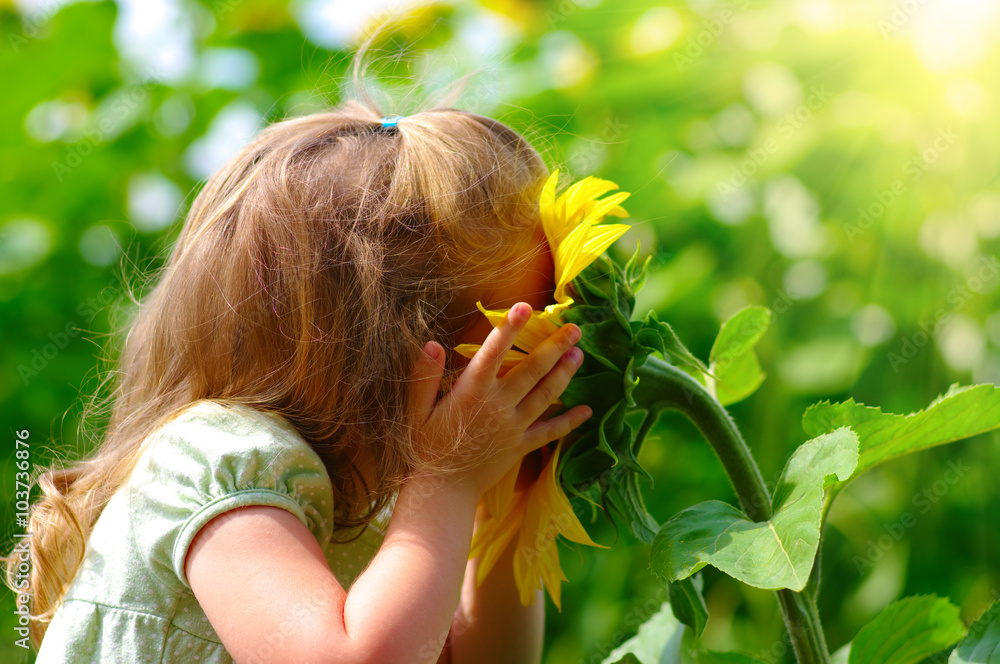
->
408;341;445;422
463;303;531;383
501;323;581;400
515;346;584;423
522;405;593;452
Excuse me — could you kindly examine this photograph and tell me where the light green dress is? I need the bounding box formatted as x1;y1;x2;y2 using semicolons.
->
35;400;393;663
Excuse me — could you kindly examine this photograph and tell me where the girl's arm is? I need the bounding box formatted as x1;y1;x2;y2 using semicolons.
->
443;505;544;664
186;303;588;664
185;480;478;664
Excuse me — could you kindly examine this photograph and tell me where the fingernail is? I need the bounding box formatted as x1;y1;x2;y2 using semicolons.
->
423;341;440;359
567;347;583;365
511;303;530;322
582;406;593;420
566;324;581;344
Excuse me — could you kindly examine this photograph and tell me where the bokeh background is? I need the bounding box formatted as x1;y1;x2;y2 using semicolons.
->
2;0;999;662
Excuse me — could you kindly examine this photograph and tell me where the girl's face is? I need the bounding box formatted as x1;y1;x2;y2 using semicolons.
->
456;236;556;349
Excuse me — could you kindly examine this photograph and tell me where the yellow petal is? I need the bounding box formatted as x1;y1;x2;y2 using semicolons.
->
470;492;527;586
574;224;632;277
582;190;630;226
539;301;571;322
453;343;528;369
511;439;608;609
514;515;569;608
605;203;629;218
553;223;632;301
537;439;607;548
475;302;560;353
512;523;544;606
541;175;631;302
539;170;561;245
564;177;620;221
540;172;630;254
537;546;568;610
468;508;500;562
563;178;623;231
483;459;521;522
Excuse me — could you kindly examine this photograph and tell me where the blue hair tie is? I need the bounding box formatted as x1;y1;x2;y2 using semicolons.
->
380;115;405;128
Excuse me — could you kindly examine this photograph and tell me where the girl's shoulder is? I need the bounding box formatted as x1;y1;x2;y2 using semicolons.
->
140;399;323;475
126;399;337;588
151;399;307;450
39;400;340;663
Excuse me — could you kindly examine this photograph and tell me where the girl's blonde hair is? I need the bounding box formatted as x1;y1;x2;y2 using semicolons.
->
4;73;550;647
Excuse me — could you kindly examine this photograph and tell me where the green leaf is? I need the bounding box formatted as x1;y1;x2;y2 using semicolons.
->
626;472;659;543
710;306;770;365
668;575;709;639
624;356;642;409
831;643;851;664
568;309;633;372
949;600;1000;663
562;371;627;418
650;428;859;591
596;400;628;465
696;652;765;664
803;383;1000;479
575;255;618;305
606;655;642;664
715;350;764;407
575;254;636;330
604;465;659;544
848;595;966;664
633;310;708;378
603;601;685;664
709;306;771;406
559;442;614;502
624;244;652;295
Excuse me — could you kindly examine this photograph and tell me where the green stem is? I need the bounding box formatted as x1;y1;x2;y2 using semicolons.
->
634;357;771;522
777;589;830;664
634;356;830;664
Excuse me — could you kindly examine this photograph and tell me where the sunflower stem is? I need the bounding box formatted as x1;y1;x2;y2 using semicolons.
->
633;357;770;521
633;356;830;664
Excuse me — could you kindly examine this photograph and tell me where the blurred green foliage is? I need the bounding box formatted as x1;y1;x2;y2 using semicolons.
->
1;0;999;662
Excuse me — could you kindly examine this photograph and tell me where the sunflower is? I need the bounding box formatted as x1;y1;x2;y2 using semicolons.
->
455;169;631;608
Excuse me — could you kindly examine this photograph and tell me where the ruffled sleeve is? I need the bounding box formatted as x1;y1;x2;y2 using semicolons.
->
125;400;335;590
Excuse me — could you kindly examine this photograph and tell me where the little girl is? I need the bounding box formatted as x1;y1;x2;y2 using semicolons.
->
8;97;594;663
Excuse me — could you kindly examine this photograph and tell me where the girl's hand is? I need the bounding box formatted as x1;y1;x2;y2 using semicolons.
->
408;302;592;497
